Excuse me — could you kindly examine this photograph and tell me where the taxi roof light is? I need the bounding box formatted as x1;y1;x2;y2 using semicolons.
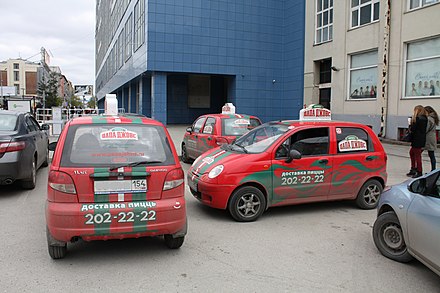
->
299;104;331;121
104;94;118;116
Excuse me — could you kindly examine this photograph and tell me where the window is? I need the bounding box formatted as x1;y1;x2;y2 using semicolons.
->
315;0;333;44
13;71;19;82
193;117;206;133
349;51;378;100
290;128;329;156
336;127;370;153
13;63;19;70
351;0;379;28
409;0;439;10
133;0;145;51
405;37;440;98
202;117;216;134
222;118;260;136
125;14;132;61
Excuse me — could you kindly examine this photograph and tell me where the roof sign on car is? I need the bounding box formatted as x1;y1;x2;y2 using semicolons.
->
299;104;331;121
104;94;118;116
222;103;236;114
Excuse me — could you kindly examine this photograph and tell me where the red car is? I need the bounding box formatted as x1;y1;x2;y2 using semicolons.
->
46;114;186;259
181;112;261;163
187;107;387;222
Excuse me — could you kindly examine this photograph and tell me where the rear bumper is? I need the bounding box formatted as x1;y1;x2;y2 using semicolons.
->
46;196;186;242
0;152;24;183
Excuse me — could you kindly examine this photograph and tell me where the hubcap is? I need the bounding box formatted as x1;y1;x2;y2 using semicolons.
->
364;184;380;205
237;193;260;218
383;224;404;251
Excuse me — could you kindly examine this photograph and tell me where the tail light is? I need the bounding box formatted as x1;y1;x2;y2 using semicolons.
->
48;171;77;194
0;141;26;154
163;168;184;191
215;137;228;146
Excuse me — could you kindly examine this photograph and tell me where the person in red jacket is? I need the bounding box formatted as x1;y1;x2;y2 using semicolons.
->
406;105;428;178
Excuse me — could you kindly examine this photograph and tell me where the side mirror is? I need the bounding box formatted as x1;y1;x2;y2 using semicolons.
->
408;178;426;194
48;142;57;152
285;149;301;163
186;127;193;133
41;124;50;130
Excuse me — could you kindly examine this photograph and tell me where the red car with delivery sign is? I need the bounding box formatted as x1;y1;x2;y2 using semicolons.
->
181;103;262;163
45;95;186;259
187;105;387;222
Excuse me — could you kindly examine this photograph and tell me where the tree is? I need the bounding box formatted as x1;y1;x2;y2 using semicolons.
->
69;95;83;108
37;71;61;108
87;96;97;109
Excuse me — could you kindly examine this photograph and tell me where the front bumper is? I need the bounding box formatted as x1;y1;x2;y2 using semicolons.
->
46;196;186;242
187;173;235;209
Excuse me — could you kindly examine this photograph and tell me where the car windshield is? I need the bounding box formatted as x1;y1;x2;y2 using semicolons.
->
231;123;289;153
0;114;18;131
222;117;261;136
60;124;175;167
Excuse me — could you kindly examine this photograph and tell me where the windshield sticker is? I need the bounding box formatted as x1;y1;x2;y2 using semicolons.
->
91;152;145;157
100;127;138;140
234;119;250;125
338;135;367;152
336;128;342;134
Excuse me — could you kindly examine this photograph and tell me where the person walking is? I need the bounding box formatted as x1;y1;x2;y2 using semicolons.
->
424;106;439;171
406;105;428;178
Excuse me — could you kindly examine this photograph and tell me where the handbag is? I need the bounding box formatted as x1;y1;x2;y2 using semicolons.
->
402;129;412;142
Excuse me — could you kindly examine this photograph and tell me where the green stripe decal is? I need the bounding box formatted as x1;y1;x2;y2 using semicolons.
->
132;166;148;233
93;167;111;235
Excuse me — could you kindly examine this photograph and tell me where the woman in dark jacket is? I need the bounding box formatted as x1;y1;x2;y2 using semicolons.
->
424;106;439;171
407;105;428;178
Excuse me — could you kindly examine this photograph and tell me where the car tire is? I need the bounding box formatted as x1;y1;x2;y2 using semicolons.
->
181;144;191;163
42;146;49;168
228;186;266;222
164;235;184;249
48;244;67;259
21;156;36;189
372;211;413;263
355;179;382;209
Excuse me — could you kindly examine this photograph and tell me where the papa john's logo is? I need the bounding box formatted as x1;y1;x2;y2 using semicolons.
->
100;127;138;140
338;135;367;152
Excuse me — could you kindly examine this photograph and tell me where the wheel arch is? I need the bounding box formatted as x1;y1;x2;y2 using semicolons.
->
377;203;395;216
228;181;269;211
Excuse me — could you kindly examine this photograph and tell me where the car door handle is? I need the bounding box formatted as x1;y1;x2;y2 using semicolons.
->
366;156;375;161
318;159;328;164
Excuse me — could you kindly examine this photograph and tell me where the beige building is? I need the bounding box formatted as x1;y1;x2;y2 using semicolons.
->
304;0;440;140
0;58;40;98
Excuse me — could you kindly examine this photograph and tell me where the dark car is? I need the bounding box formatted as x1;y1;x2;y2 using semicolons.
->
0;110;50;189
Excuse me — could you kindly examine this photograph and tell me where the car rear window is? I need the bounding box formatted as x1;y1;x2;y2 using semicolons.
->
0;114;18;131
222;117;261;136
60;124;175;167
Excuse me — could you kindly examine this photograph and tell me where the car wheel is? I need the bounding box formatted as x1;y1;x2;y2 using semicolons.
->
42;146;49;167
164;235;184;249
228;186;266;222
48;244;67;259
372;211;413;263
181;144;191;163
21;156;36;189
356;179;383;209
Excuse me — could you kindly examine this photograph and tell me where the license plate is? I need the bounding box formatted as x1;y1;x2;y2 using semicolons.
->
94;179;147;194
187;177;198;192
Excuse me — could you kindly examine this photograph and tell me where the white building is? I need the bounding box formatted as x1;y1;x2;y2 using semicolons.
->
304;0;440;141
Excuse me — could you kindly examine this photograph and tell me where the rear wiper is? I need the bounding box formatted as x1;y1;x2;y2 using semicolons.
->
110;160;163;171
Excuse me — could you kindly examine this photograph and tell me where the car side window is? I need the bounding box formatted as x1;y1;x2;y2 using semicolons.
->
29;116;41;131
25;116;38;132
276;127;329;157
202;117;216;134
193;117;206;133
336;127;370;153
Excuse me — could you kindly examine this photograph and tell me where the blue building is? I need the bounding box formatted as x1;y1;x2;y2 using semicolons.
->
95;0;305;124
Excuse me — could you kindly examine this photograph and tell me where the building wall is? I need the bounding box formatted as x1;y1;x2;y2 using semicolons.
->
304;0;440;139
96;0;306;124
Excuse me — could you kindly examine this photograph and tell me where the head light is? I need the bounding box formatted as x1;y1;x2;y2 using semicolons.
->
208;165;224;179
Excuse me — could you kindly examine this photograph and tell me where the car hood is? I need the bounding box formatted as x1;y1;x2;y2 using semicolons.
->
190;146;260;175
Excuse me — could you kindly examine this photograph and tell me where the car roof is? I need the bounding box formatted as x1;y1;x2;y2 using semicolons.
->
200;113;260;119
268;120;371;128
67;114;164;126
0;110;23;116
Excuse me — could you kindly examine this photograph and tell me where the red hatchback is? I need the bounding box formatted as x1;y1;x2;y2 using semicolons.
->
188;107;387;222
181;112;261;163
46;114;186;259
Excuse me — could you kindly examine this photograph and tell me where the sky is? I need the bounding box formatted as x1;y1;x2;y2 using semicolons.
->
0;1;95;86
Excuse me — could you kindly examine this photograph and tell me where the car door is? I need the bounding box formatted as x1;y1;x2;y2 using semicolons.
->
186;117;206;159
329;126;383;200
406;172;440;269
271;127;332;206
27;115;46;166
197;117;217;156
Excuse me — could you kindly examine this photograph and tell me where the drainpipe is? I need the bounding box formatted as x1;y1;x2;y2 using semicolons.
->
379;0;391;138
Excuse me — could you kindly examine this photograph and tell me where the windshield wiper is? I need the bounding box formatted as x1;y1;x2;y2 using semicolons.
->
232;143;248;153
110;160;163;171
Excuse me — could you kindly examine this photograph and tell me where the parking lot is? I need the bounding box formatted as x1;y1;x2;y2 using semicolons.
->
0;125;439;292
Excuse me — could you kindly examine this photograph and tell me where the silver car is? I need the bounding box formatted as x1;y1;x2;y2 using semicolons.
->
373;170;440;276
